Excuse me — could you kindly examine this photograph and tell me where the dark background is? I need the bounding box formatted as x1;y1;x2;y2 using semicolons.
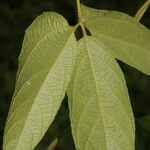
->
0;0;150;149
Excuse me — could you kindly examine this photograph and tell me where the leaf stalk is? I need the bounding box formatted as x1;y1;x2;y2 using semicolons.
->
135;0;150;21
76;0;87;37
76;0;82;22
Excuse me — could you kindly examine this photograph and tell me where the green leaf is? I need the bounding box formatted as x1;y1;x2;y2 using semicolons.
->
68;36;135;150
81;4;150;75
3;12;76;150
138;115;150;132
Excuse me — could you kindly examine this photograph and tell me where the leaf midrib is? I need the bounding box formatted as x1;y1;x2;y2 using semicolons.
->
83;36;108;150
77;36;133;149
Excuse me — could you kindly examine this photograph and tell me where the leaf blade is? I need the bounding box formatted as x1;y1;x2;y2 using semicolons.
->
3;12;76;150
68;36;135;150
81;4;150;75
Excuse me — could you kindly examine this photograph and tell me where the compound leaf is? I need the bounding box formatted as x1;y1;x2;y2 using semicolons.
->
3;12;76;150
68;36;135;150
81;4;150;75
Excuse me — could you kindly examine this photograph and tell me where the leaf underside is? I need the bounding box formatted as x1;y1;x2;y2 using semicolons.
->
68;36;135;150
3;3;150;150
3;12;76;150
81;4;150;75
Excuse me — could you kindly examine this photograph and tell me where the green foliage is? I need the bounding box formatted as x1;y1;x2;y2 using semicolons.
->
68;37;135;149
3;12;76;150
81;4;150;75
3;1;150;150
138;115;150;132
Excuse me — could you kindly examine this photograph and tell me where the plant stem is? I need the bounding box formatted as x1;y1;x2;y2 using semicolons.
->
80;23;87;37
135;0;150;21
76;0;87;37
76;0;82;22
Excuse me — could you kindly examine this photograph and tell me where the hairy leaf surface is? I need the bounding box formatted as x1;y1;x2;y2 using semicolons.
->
81;4;150;75
3;12;76;150
68;36;135;150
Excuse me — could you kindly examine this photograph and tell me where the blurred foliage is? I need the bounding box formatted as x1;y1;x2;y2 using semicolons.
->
0;0;150;149
137;115;150;133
